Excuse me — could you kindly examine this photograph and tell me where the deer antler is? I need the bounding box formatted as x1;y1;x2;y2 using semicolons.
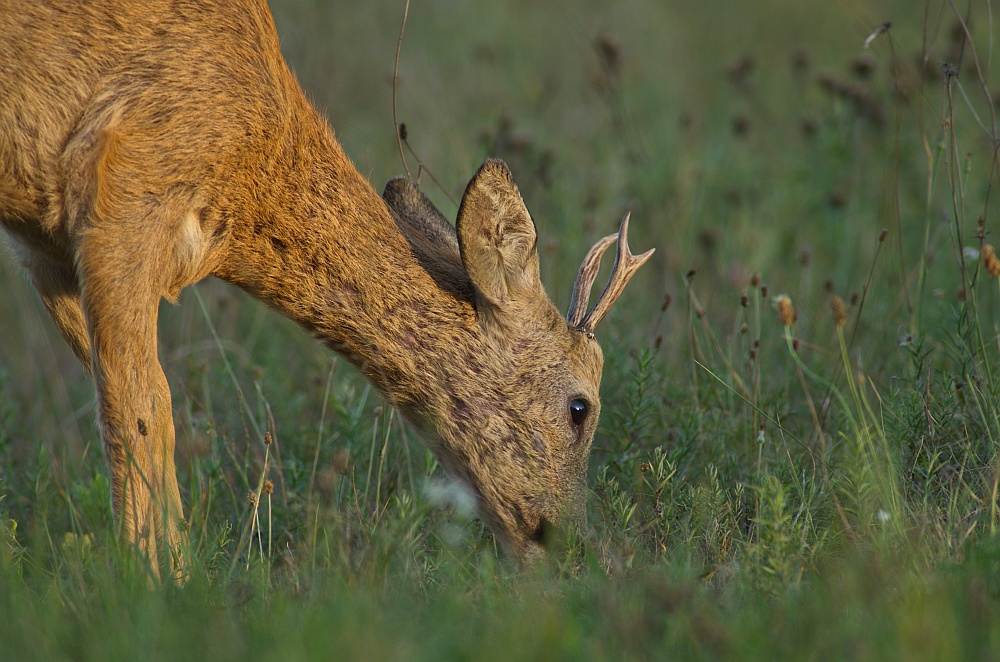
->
566;232;617;328
566;213;654;336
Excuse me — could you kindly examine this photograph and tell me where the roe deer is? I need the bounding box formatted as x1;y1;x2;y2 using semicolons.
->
0;0;653;577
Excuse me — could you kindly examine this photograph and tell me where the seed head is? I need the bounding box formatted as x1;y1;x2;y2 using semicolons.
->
697;227;720;252
773;294;797;326
983;244;1000;277
264;432;273;446
732;114;751;138
831;296;848;328
595;33;621;73
726;54;755;86
851;54;876;79
751;272;762;288
262;479;274;495
791;49;810;74
333;448;352;475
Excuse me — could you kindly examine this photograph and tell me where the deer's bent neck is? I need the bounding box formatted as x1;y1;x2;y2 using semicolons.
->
215;99;477;413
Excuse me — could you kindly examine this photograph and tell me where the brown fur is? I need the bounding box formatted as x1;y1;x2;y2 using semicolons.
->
0;0;647;575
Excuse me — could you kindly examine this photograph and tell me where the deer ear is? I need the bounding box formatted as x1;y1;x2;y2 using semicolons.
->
456;159;542;307
383;177;460;254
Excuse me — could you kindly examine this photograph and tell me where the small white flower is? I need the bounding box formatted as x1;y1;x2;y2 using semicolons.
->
877;509;890;524
424;478;478;519
964;246;980;260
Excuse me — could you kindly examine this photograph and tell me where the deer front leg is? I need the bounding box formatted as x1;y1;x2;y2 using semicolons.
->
78;240;185;581
19;252;93;370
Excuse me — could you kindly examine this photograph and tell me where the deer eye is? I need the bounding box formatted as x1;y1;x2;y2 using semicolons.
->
569;398;589;427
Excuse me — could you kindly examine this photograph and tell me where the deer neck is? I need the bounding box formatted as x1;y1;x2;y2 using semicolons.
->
215;99;478;416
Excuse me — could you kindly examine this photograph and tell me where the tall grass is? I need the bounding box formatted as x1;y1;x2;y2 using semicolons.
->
3;0;1000;658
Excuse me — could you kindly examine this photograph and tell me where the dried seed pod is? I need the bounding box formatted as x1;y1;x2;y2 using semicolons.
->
773;295;797;326
983;244;1000;277
831;296;848;328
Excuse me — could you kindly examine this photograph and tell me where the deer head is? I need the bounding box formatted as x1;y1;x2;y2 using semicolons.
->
383;159;653;561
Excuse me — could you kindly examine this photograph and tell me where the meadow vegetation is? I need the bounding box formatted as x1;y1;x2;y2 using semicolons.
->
4;0;1000;658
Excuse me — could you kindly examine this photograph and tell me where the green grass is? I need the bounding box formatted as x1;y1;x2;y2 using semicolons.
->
4;0;1000;658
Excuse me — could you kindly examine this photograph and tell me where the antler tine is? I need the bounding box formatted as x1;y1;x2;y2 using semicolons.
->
566;231;618;328
577;212;655;336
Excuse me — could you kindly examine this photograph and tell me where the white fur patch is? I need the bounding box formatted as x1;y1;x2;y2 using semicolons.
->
167;210;208;300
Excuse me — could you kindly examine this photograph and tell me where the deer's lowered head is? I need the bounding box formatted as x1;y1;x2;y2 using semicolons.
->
382;160;653;562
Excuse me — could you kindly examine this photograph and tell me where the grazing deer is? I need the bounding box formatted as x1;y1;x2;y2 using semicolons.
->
0;0;652;577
